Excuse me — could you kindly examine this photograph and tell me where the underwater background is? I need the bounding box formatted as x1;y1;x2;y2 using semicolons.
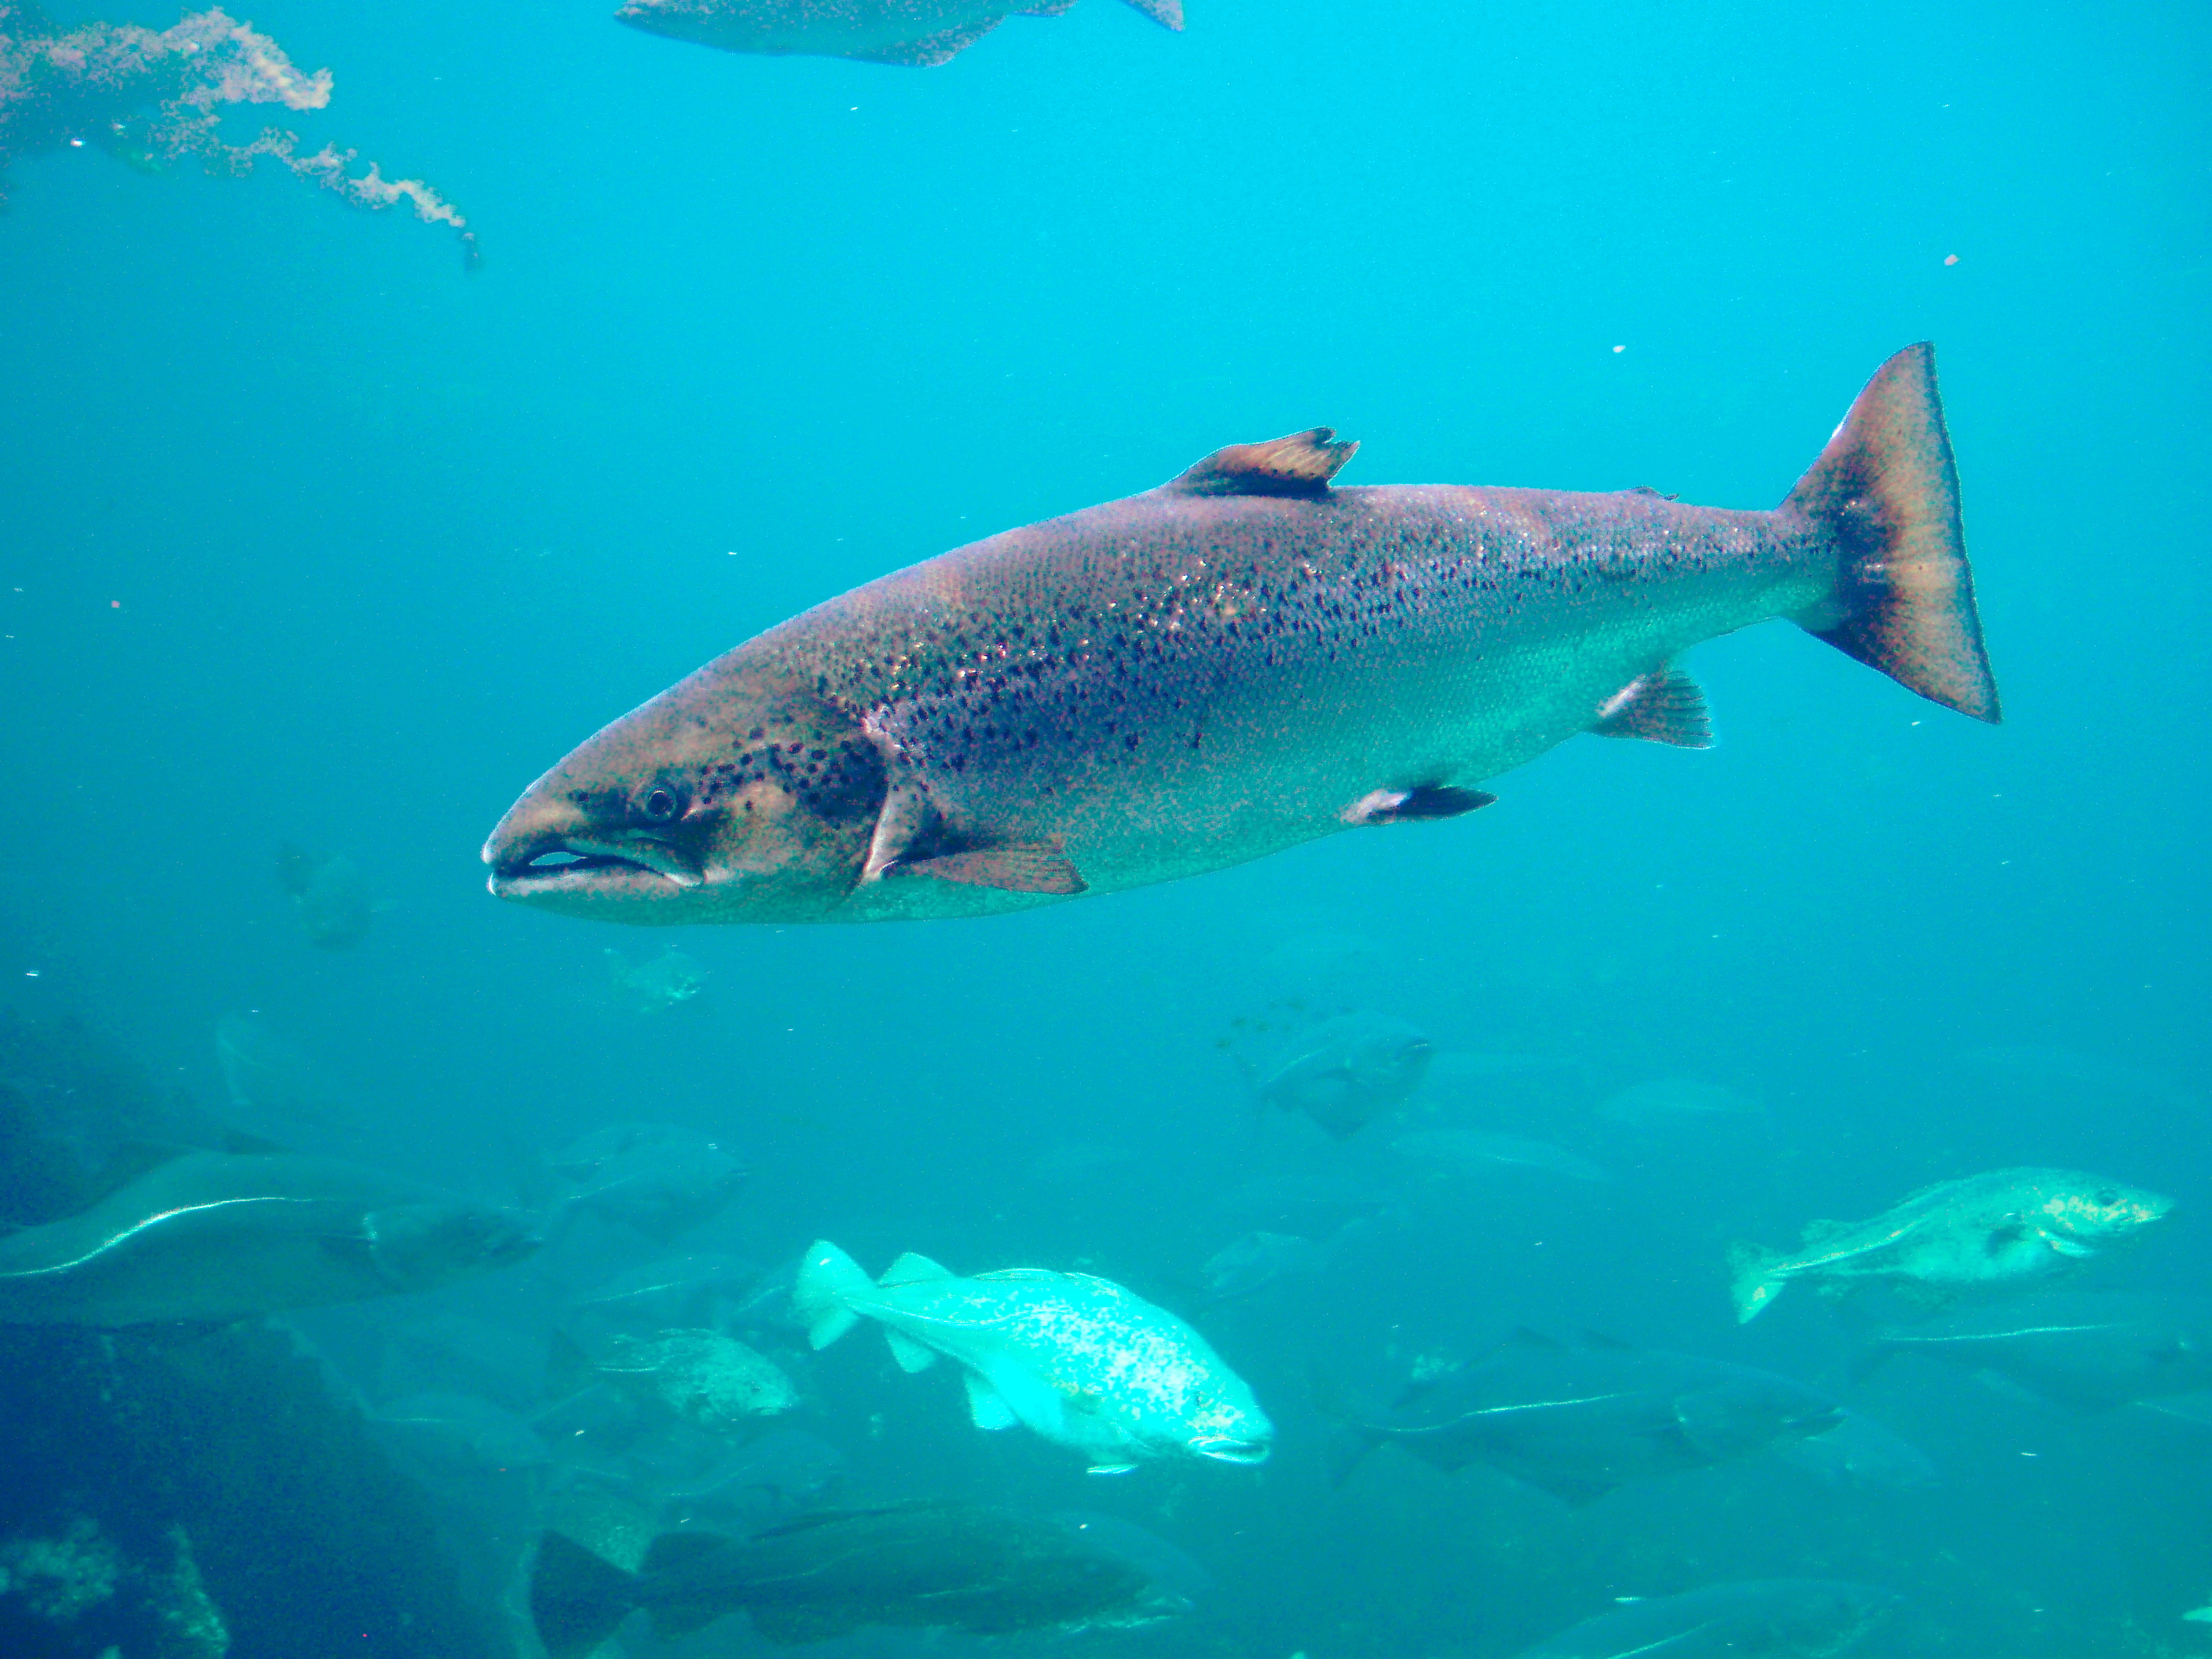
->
2;0;2208;1654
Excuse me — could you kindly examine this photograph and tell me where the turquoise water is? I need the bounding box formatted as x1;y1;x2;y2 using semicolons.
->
1;0;2207;1654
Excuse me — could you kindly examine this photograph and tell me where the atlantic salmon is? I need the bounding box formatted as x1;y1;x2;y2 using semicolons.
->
485;345;1997;926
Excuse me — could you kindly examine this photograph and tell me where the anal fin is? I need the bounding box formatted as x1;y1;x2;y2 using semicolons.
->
892;841;1085;895
1592;665;1712;748
840;17;1000;64
884;1329;939;1372
1340;784;1494;826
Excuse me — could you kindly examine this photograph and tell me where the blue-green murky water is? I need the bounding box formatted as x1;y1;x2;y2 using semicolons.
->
2;0;2206;1654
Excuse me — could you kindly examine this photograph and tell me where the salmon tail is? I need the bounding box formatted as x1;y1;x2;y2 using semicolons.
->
1309;1364;1383;1489
529;1532;638;1659
1727;1240;1788;1324
793;1239;871;1350
1785;343;2000;723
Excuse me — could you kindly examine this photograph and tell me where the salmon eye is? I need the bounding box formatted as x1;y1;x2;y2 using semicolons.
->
639;786;684;823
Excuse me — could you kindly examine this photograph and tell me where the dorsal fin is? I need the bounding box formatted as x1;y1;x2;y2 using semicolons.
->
1591;665;1712;748
879;1251;954;1287
1164;430;1358;500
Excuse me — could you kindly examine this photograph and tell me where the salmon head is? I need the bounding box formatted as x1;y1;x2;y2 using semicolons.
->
482;660;888;924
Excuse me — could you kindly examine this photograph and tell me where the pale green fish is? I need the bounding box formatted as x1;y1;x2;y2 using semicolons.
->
484;345;1997;927
793;1241;1271;1473
592;1328;800;1430
0;1149;539;1327
1728;1167;2173;1324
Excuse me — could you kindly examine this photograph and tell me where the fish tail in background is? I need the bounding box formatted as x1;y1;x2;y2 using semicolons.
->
1307;1364;1383;1489
1784;342;2001;723
793;1240;872;1349
1727;1240;1788;1323
529;1533;639;1659
639;1533;743;1640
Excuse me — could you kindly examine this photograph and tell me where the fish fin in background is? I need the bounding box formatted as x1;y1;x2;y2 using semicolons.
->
546;1329;596;1399
529;1532;638;1659
793;1240;872;1349
1017;0;1077;13
1164;428;1358;499
884;1330;939;1373
1727;1240;1788;1323
840;18;1001;64
1340;785;1496;826
879;1251;956;1287
1119;0;1185;27
965;1371;1020;1430
1784;342;2001;722
749;1602;862;1643
1518;1470;1618;1507
1580;1329;1639;1353
639;1533;735;1639
1591;665;1713;748
1504;1326;1567;1353
1846;1339;1899;1387
892;842;1086;894
79;1141;190;1207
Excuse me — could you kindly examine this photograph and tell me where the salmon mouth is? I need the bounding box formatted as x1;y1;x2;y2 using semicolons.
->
483;831;705;902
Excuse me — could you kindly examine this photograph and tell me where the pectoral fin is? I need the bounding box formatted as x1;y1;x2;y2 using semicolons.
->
964;1370;1020;1430
2041;1232;2097;1259
892;842;1086;895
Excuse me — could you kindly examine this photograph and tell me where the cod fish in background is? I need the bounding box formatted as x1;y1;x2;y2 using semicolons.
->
1323;1329;1840;1506
541;1123;749;1243
276;842;376;949
529;1500;1179;1657
617;0;1180;66
1729;1167;2172;1323
795;1241;1272;1472
485;346;1998;927
567;1328;801;1430
1507;1580;1902;1659
1242;1010;1434;1138
1851;1289;2212;1411
0;1146;538;1325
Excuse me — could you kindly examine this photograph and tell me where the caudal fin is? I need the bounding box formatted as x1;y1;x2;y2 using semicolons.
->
529;1533;638;1659
793;1240;873;1350
1785;343;2000;723
1727;1240;1789;1324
